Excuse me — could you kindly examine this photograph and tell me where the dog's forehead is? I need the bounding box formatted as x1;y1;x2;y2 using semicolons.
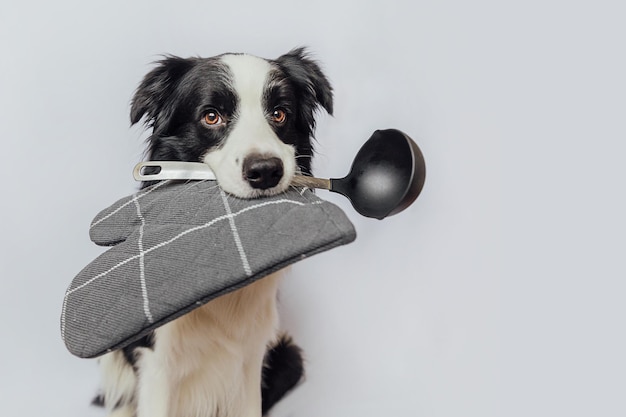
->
219;54;274;94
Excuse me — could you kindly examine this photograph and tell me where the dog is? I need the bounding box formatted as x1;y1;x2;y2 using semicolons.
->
94;48;333;417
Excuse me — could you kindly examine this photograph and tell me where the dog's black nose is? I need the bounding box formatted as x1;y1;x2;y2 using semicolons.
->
242;155;284;190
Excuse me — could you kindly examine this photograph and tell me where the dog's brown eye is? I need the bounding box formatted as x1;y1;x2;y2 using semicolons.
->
271;109;287;125
203;110;223;126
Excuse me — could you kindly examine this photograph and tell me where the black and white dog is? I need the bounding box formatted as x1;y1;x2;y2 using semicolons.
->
96;48;333;417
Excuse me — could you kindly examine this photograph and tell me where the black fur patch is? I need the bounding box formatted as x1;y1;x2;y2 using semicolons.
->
131;56;236;164
122;332;155;370
261;334;305;414
91;393;105;407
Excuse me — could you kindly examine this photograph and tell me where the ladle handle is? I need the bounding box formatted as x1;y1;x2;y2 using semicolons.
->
134;161;217;181
290;175;331;190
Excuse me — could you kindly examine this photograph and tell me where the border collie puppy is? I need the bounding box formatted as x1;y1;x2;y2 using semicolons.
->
95;48;333;417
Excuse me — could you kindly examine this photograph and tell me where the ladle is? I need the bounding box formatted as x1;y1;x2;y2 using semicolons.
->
134;129;426;219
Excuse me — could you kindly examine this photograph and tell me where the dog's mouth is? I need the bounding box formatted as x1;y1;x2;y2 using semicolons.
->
238;158;294;198
239;184;291;199
204;147;298;199
222;176;293;199
213;156;295;199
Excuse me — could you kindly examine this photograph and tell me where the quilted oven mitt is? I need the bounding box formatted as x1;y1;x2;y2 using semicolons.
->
61;180;356;358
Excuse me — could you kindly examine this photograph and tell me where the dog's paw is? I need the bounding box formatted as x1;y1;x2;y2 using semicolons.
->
261;334;304;414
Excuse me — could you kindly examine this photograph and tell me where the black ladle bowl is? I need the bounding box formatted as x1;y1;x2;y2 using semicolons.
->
330;129;426;219
291;129;426;219
329;129;426;219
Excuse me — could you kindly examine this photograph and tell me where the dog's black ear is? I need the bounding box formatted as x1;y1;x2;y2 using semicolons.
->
275;48;334;117
130;56;194;132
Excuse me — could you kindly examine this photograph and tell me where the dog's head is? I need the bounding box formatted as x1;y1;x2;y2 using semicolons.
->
131;48;333;198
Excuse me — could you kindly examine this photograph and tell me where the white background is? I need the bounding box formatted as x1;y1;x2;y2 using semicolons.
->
1;1;625;416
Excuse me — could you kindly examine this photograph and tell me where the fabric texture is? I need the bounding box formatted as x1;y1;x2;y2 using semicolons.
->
61;180;356;358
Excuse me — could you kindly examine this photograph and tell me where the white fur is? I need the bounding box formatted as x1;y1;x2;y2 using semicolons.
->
203;54;297;198
99;271;283;417
98;350;137;413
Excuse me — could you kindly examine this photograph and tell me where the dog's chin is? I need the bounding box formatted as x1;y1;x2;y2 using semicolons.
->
238;185;290;199
218;177;293;199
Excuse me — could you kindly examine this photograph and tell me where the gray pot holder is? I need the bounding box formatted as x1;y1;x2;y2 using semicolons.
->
61;180;356;358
